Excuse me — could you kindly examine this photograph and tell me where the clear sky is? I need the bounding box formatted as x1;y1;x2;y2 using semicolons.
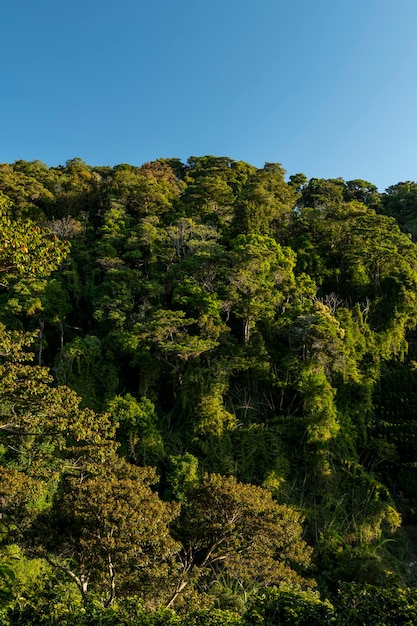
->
2;0;417;191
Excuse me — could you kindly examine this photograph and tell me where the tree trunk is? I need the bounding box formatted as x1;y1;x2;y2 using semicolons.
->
104;553;116;607
38;319;45;365
59;320;64;350
165;579;189;609
243;318;250;343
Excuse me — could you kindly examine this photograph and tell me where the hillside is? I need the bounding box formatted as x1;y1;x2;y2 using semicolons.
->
1;156;417;624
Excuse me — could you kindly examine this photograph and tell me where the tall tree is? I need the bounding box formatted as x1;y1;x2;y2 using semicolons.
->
167;473;313;608
34;459;179;607
225;234;296;343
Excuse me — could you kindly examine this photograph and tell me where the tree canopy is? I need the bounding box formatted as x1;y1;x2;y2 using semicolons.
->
1;156;417;624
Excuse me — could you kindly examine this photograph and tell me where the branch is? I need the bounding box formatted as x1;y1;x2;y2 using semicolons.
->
166;536;229;609
104;553;116;607
43;554;90;601
0;423;61;437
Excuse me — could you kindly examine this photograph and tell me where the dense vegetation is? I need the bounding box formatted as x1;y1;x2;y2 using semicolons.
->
1;156;417;624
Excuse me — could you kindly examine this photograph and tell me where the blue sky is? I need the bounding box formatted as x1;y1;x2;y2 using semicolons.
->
2;0;417;191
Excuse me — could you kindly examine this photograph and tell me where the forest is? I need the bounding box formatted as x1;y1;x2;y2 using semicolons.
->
1;155;417;624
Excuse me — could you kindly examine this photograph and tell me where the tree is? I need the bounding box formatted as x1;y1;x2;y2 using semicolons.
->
0;327;113;444
381;180;417;239
0;164;54;220
181;175;236;230
131;308;219;367
107;393;165;465
167;473;313;608
345;179;381;209
225;234;296;343
245;587;335;626
291;200;417;358
33;459;180;607
336;583;417;625
0;203;69;289
232;163;297;238
110;160;184;218
297;177;345;209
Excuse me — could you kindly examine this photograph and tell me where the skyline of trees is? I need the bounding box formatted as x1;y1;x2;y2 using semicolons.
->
1;155;417;623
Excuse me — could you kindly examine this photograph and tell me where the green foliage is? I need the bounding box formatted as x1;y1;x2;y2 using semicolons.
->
55;335;119;409
381;181;417;239
107;394;165;465
231;421;289;486
226;233;296;342
2;155;417;621
245;587;335;625
34;459;180;606
0;209;69;288
336;583;417;625
0;562;15;603
299;366;339;446
165;453;199;502
169;473;313;608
